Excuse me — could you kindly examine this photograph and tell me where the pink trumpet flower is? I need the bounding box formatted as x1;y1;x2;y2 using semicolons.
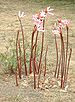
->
52;23;60;36
45;6;54;15
36;19;44;32
52;28;60;36
32;14;45;32
39;10;46;19
18;11;26;18
58;18;70;27
32;6;54;32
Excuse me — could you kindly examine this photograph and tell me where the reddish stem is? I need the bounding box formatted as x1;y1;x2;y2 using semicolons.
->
60;29;65;89
33;57;36;89
66;26;69;66
38;19;45;88
66;48;72;79
16;30;21;79
24;48;27;75
54;34;59;78
15;69;18;86
29;26;36;74
38;32;44;88
18;16;27;76
18;40;22;79
44;45;48;77
57;54;61;78
33;31;39;73
64;25;69;82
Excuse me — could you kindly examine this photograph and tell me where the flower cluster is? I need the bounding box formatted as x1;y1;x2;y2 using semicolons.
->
58;18;70;27
52;19;70;36
32;6;54;32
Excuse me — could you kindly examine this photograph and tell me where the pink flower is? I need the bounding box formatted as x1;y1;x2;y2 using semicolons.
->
32;12;45;32
36;19;44;32
52;27;60;36
52;29;60;35
58;18;70;27
52;23;61;36
39;10;46;19
46;6;54;15
32;14;38;22
32;6;54;32
32;15;44;32
61;19;70;27
18;11;26;18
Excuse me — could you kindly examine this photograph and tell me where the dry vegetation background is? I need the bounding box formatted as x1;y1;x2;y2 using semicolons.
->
0;0;75;102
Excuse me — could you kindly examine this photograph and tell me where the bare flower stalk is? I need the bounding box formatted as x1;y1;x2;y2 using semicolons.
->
54;34;59;78
60;29;65;89
24;48;27;75
44;45;48;78
29;26;36;74
66;26;69;66
37;18;45;88
64;25;69;82
18;40;22;79
38;32;44;88
15;68;18;86
18;16;27;76
66;48;72;79
57;54;61;78
16;30;21;79
33;57;36;89
33;31;39;73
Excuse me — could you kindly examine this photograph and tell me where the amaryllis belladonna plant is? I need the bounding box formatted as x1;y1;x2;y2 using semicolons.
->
52;18;72;89
29;6;54;89
15;7;72;90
